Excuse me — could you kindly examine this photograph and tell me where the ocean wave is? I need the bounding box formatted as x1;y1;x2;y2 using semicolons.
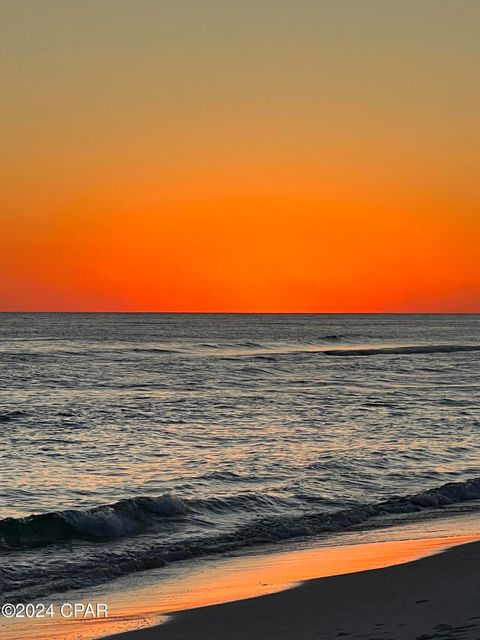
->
0;494;187;549
0;336;354;362
131;347;181;354
320;335;345;342
204;336;351;355
0;410;27;423
3;478;480;602
197;336;349;349
229;477;480;543
323;344;480;357
0;492;295;550
2;478;480;552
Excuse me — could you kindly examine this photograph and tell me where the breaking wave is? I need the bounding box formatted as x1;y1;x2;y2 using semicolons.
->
3;477;480;601
2;477;480;552
0;494;187;549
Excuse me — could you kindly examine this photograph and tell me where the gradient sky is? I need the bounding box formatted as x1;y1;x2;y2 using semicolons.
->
1;0;479;312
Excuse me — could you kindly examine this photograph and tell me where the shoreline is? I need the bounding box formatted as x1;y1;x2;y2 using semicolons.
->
109;537;480;640
3;530;478;640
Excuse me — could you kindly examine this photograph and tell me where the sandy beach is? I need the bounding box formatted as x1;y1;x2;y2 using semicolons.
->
110;539;480;640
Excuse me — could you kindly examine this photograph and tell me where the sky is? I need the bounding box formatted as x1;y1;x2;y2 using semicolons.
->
1;0;479;312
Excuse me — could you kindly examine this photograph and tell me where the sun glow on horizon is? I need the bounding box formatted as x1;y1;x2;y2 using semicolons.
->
1;1;479;312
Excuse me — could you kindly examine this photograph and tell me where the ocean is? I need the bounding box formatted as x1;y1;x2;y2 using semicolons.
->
0;313;479;604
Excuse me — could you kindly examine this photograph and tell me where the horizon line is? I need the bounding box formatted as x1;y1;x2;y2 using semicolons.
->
0;311;479;316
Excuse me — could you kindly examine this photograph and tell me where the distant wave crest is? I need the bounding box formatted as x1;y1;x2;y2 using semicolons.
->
324;344;480;357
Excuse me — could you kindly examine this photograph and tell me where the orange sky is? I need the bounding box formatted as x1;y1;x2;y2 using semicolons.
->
1;1;479;312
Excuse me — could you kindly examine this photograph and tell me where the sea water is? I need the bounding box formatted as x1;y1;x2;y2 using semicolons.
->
0;313;479;601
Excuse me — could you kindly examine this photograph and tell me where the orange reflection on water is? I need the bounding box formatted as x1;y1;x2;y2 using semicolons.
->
3;534;479;640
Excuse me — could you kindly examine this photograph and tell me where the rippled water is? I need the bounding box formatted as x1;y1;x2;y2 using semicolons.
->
0;313;479;601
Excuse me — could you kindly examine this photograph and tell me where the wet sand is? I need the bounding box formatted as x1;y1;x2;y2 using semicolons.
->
3;535;479;640
109;538;480;640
